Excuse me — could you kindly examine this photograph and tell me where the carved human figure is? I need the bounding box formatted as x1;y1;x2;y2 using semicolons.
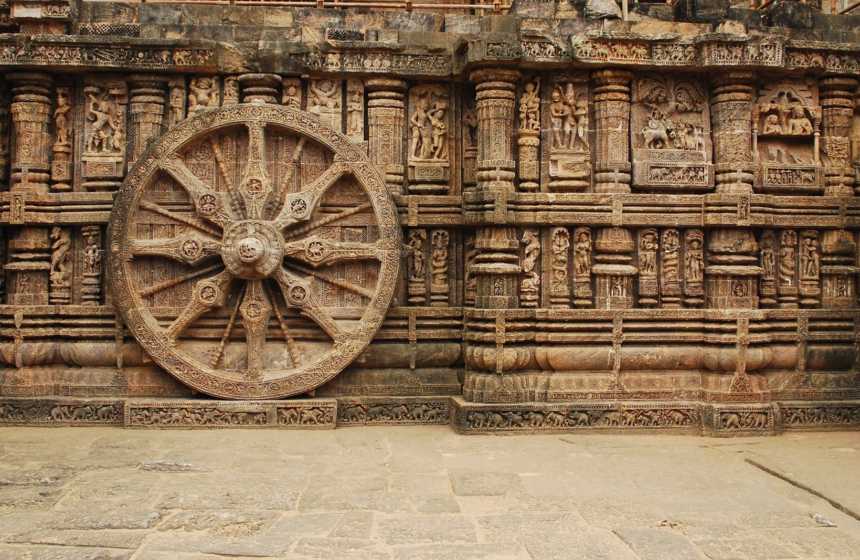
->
84;234;101;275
761;233;776;280
549;86;572;150
346;82;363;137
49;226;70;287
639;230;658;274
762;114;781;135
283;82;301;108
463;105;478;148
685;236;703;283
85;88;120;154
662;229;680;283
406;229;426;282
309;80;338;113
188;77;217;113
779;230;797;286
519;80;540;132
573;229;591;276
429;100;448;160
521;229;540;292
801;235;819;278
410;95;431;160
54;89;71;147
787;104;813;135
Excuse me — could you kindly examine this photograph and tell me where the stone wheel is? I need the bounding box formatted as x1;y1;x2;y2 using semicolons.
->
109;104;400;399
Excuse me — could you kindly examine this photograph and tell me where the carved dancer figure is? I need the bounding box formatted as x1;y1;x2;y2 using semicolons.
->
429;101;448;160
406;230;426;281
54;89;71;146
86;89;118;153
550;86;572;150
49;227;71;286
188;77;217;113
574;230;591;276
518;80;540;131
309;80;338;113
801;236;819;278
685;236;703;283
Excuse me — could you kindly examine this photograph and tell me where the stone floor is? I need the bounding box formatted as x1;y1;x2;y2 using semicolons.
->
0;428;858;560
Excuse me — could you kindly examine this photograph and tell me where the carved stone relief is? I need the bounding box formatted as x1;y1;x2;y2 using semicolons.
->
631;75;713;191
408;84;450;194
542;75;591;192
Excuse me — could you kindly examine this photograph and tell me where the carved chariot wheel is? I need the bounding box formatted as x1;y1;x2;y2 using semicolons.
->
109;104;400;399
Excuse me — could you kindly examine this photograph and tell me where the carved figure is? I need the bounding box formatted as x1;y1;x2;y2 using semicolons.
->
801;235;819;278
309;80;338;114
430;230;450;287
463;105;478;147
407;229;426;282
429;100;448;160
521;229;540;297
53;89;71;146
779;230;797;287
346;81;363;137
188;77;217;113
639;230;658;274
85;88;121;154
49;227;71;287
685;236;703;283
574;230;591;276
551;228;570;290
550;85;573;150
519;79;540;131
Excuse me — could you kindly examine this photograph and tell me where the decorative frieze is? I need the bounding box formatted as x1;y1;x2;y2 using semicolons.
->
124;399;337;428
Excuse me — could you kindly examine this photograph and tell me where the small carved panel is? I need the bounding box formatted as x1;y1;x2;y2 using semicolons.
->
408;83;450;193
542;74;591;192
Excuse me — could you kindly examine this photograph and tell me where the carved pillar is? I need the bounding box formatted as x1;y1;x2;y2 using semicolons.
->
705;229;761;309
470;69;520;309
471;68;519;195
593;70;632;194
239;74;281;105
0;79;9;189
128;75;168;167
820;229;857;308
820;77;857;197
366;78;406;196
472;227;519;309
711;72;755;194
593;227;636;309
6;72;52;305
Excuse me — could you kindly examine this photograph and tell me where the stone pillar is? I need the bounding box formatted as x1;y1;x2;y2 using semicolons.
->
593;70;632;194
239;74;281;105
820;77;857;197
5;72;52;305
366;78;406;196
710;72;755;194
128;75;168;167
593;227;636;309
469;69;521;309
705;229;761;309
820;229;857;308
471;68;519;195
0;79;11;189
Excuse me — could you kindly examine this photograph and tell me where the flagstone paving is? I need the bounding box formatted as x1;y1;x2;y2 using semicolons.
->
0;427;857;559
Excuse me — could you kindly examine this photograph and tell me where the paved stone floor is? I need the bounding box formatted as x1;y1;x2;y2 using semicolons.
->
0;427;858;559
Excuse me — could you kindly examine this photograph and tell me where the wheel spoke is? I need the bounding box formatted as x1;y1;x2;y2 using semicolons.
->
265;281;302;368
160;156;237;229
237;121;273;220
273;267;344;342
129;232;221;267
264;137;306;220
239;280;272;380
210;284;244;369
272;162;351;230
283;236;384;268
164;270;233;342
282;202;372;242
284;261;374;299
139;263;223;298
139;200;221;238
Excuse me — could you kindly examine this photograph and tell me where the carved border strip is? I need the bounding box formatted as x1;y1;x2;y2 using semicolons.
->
780;401;860;430
702;403;778;436
451;398;703;433
337;396;451;425
0;38;216;71
124;399;337;428
0;398;123;425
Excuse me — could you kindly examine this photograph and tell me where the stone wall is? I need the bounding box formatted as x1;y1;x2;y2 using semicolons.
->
0;0;858;433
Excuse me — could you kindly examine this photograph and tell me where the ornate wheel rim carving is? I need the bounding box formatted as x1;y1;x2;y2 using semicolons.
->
109;104;400;399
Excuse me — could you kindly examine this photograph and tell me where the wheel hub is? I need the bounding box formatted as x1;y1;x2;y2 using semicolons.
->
221;220;284;279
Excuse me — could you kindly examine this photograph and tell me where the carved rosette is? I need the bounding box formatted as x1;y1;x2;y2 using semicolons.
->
109;104;400;399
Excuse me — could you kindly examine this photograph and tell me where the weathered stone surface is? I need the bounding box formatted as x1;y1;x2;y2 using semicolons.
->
0;0;857;439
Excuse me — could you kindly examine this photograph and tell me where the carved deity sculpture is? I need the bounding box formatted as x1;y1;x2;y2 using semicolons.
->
779;230;797;287
282;78;301;109
430;229;450;306
683;229;705;307
519;79;540;132
631;76;712;191
546;76;591;192
53;88;70;147
85;87;122;154
408;85;450;193
549;227;571;307
638;228;659;306
520;229;540;307
188;77;219;114
661;229;681;307
407;229;427;305
49;226;71;304
346;80;364;140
